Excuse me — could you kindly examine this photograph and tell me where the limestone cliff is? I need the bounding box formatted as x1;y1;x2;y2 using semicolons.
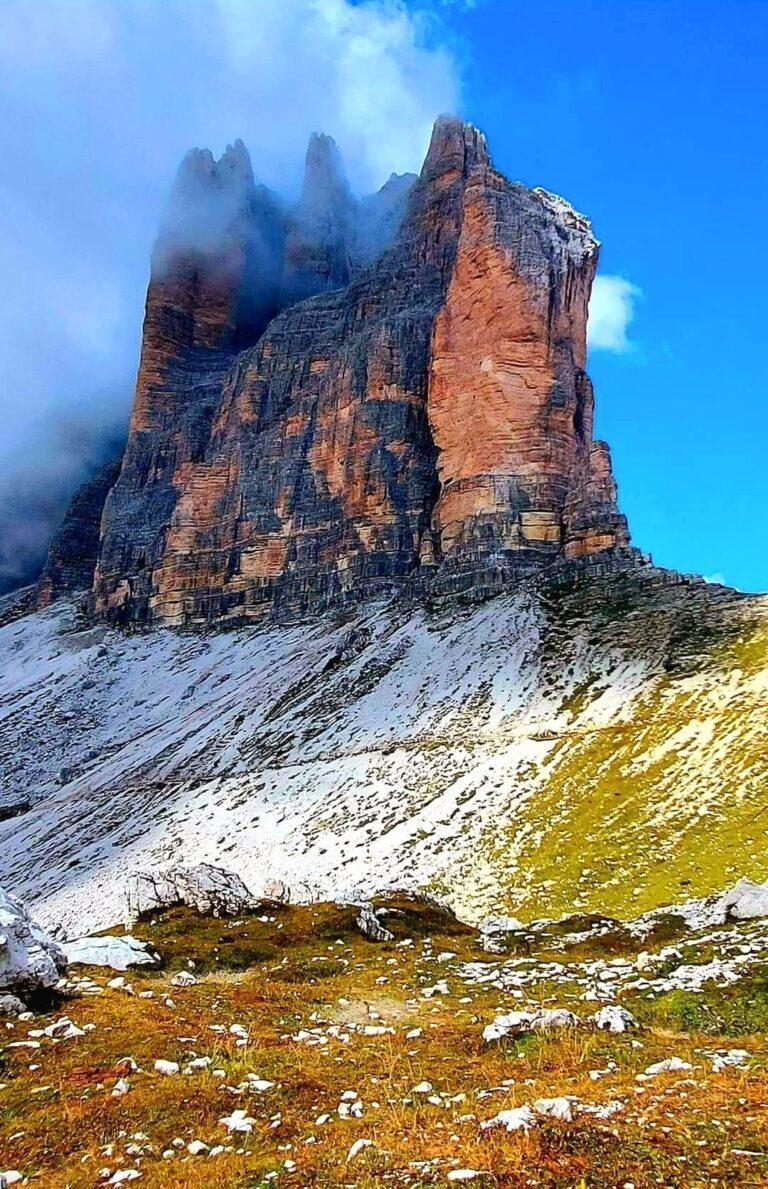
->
48;117;633;623
36;456;123;608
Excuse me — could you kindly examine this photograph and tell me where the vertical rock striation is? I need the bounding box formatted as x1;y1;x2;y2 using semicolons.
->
427;163;629;569
36;455;123;607
46;116;634;624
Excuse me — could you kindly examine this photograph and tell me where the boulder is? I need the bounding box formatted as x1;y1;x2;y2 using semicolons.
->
483;1007;581;1042
0;884;66;1006
478;915;525;953
0;994;26;1017
593;1004;638;1033
263;879;291;904
127;863;258;920
718;877;768;920
641;877;768;933
354;903;394;943
64;935;159;971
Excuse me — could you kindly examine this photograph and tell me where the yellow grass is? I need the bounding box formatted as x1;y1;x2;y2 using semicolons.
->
2;900;768;1187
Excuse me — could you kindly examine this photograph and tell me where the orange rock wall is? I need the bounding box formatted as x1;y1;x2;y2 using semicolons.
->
90;119;632;625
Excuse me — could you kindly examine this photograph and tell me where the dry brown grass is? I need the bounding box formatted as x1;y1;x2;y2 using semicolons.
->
2;902;768;1187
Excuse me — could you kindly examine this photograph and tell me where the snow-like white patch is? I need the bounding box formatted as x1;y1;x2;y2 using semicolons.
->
64;935;159;971
0;586;765;936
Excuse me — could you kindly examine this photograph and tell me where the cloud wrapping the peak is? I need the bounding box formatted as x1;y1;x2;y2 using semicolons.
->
588;274;642;353
0;0;460;591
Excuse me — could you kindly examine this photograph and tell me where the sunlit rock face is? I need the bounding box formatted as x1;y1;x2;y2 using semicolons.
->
52;116;632;624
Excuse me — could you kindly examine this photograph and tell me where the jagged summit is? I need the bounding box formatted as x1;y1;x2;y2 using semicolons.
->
421;113;491;178
39;116;634;623
280;130;357;306
300;132;351;206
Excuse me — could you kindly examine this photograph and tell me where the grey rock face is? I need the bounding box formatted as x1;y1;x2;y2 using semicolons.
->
36;455;123;607
127;863;258;920
0;884;67;1006
354;903;394;942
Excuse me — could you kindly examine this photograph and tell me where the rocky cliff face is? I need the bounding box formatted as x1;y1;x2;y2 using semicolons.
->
36;456;123;608
44;117;633;623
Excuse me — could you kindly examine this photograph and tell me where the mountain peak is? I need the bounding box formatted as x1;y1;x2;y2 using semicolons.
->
301;131;352;209
421;114;491;181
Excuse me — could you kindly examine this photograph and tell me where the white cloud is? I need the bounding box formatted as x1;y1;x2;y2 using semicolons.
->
588;274;642;353
0;0;461;588
210;0;459;190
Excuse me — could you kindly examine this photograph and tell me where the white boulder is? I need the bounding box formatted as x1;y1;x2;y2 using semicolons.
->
641;1056;692;1078
593;1005;638;1033
640;877;768;933
481;1105;537;1132
0;883;66;1005
478;915;525;952
64;935;159;971
483;1007;580;1042
154;1059;180;1076
532;1096;574;1121
531;1008;580;1032
127;863;258;920
170;970;197;986
482;1010;533;1042
0;994;26;1016
718;878;768;921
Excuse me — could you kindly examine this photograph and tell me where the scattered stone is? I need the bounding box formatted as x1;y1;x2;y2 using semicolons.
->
483;1007;579;1042
709;1048;749;1071
0;994;26;1017
346;1138;373;1162
170;971;197;987
44;1016;85;1039
186;1057;212;1072
154;1059;180;1076
481;1105;537;1133
640;1057;692;1078
532;1008;580;1032
219;1109;255;1133
532;1096;574;1122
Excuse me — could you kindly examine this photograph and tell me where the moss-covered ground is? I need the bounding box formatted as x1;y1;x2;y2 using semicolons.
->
3;898;768;1187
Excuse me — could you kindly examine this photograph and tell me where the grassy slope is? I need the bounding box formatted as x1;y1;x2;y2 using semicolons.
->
474;580;768;921
1;571;765;935
2;900;768;1187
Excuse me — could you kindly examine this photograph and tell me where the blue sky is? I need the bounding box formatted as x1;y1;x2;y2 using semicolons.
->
437;0;768;591
0;0;765;591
